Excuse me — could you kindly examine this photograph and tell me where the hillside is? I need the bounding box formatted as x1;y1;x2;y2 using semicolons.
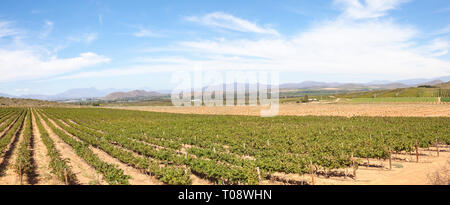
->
103;90;167;100
335;81;450;98
0;97;69;107
436;81;450;89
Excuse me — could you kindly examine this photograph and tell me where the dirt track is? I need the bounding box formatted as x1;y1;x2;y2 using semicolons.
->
31;111;62;185
108;103;450;117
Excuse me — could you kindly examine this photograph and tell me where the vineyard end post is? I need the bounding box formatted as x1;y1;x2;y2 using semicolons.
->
256;167;261;183
309;160;315;185
436;139;439;157
64;168;68;185
415;140;419;163
389;148;392;170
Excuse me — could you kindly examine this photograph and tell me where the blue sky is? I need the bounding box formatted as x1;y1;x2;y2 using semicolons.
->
1;0;450;95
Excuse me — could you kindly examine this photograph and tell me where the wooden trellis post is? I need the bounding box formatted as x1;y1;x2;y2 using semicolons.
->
310;160;315;185
148;159;153;176
19;164;23;185
64;168;69;185
415;140;419;163
256;167;261;182
351;153;357;180
388;148;392;170
436;139;440;157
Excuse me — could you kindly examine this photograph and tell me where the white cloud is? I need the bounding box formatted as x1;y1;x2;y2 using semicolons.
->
15;88;30;93
68;32;98;44
176;20;449;79
98;14;103;25
54;65;177;80
186;12;279;35
0;50;110;82
436;7;450;13
422;39;450;57
31;9;47;14
61;17;450;81
0;21;18;38
40;20;53;38
334;0;408;19
133;28;158;37
0;19;110;83
434;25;450;36
49;2;450;82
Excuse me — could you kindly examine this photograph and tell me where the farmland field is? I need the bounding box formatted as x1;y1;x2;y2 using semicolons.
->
336;87;450;99
0;107;448;185
347;97;438;103
111;103;450;117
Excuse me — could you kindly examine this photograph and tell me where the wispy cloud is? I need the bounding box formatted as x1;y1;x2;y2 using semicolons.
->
39;20;53;39
133;27;159;37
0;21;18;38
421;38;450;57
98;14;103;25
7;1;449;84
0;19;109;83
436;7;450;13
60;5;450;81
15;88;30;93
433;25;450;36
30;9;47;14
0;50;110;82
186;12;279;36
68;32;98;44
334;0;408;19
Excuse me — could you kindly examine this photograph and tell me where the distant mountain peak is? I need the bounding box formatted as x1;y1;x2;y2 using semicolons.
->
103;90;164;100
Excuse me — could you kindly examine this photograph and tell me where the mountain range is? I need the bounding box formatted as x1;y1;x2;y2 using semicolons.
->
1;76;448;101
103;90;167;100
0;87;127;101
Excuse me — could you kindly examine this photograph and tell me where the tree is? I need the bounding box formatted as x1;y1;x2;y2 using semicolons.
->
303;95;309;103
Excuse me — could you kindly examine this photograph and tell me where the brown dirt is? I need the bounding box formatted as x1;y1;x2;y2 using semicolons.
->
427;159;449;185
270;146;450;185
109;103;450;117
330;148;450;185
0;115;26;185
36;112;106;185
191;174;214;185
30;110;63;185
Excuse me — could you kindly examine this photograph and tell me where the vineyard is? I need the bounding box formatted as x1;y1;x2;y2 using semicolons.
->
0;107;448;185
347;97;439;103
